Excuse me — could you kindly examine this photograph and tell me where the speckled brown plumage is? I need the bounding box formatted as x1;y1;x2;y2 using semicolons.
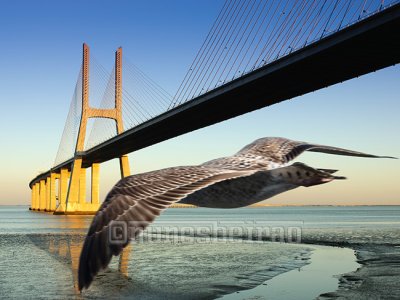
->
78;137;395;290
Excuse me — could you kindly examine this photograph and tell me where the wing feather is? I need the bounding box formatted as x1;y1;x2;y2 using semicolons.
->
237;137;396;165
78;166;251;290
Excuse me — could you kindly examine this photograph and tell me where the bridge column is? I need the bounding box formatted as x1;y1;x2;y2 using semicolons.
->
65;159;100;214
45;176;51;211
65;158;82;213
39;180;46;211
30;186;34;210
115;47;131;180
91;163;100;205
54;168;70;214
119;155;130;178
35;183;40;210
79;167;86;204
48;173;57;212
115;48;131;267
31;184;38;210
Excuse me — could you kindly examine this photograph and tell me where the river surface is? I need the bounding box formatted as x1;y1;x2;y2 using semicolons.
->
1;205;399;299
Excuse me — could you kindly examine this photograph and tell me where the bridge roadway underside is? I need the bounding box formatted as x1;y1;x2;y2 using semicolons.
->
30;4;400;188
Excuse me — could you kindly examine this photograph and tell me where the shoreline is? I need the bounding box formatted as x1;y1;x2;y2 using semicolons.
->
316;242;400;299
299;230;400;299
220;244;359;300
1;204;400;207
221;238;400;300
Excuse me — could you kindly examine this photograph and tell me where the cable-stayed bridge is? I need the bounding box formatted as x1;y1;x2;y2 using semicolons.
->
29;0;400;214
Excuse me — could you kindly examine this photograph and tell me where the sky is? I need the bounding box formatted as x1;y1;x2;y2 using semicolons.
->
0;0;399;206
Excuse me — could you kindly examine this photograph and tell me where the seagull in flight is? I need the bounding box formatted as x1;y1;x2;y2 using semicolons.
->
78;137;395;290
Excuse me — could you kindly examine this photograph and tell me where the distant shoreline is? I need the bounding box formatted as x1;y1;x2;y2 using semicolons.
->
170;204;400;208
1;204;399;207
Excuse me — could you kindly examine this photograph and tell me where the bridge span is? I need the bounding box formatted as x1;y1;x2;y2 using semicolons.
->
29;2;400;214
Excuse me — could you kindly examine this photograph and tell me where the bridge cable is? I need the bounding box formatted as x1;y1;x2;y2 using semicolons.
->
252;0;291;68
210;0;265;90
196;0;258;96
180;0;244;103
168;0;230;109
171;0;235;107
235;0;276;77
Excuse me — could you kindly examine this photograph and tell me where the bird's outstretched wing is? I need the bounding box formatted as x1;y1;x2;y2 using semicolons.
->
237;137;397;164
78;166;252;290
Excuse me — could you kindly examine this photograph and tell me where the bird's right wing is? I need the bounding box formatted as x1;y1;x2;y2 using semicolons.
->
78;165;252;291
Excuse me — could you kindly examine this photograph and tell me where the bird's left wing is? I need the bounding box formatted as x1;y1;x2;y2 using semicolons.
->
238;137;396;164
78;165;251;290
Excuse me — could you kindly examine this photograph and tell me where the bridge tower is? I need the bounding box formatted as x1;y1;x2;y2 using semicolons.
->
53;43;130;214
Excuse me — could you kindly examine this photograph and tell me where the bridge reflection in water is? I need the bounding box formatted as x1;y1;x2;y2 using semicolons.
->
18;210;313;298
26;217;132;293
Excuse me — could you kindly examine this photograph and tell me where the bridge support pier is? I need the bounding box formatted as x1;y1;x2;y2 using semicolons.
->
54;161;103;215
79;167;86;204
35;183;40;210
54;168;70;213
91;163;100;205
45;176;51;211
44;173;58;212
119;155;131;178
49;173;58;211
30;186;35;210
31;184;38;210
59;159;100;214
39;180;46;211
65;158;83;213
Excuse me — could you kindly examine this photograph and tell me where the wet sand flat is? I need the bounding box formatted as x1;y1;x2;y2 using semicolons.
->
301;227;400;300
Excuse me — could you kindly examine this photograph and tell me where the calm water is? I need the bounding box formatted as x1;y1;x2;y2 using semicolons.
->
220;244;360;300
2;205;400;234
0;205;399;299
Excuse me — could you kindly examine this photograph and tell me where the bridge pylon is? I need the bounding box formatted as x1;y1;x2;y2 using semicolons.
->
53;43;130;215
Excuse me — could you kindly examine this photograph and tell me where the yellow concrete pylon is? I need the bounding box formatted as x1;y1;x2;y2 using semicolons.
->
45;176;51;211
31;184;38;210
35;183;40;210
48;173;58;211
54;168;70;214
39;180;46;211
65;159;81;212
91;163;100;205
54;44;130;214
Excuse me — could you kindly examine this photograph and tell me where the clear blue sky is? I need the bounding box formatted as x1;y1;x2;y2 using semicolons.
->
0;0;399;205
